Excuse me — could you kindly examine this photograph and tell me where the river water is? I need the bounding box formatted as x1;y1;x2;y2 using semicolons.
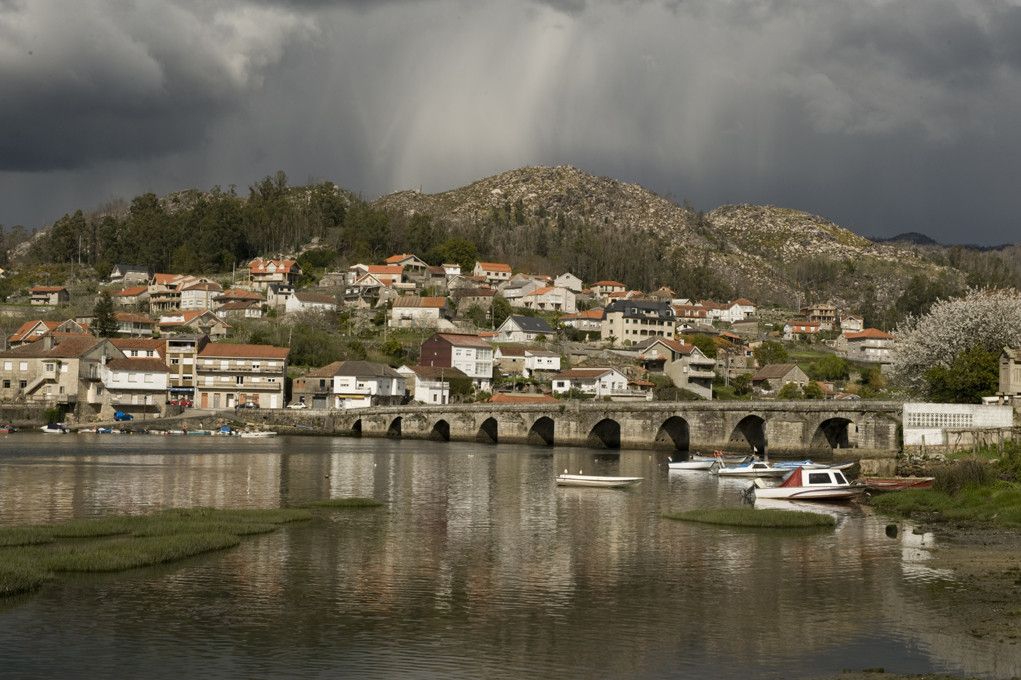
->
0;434;1017;679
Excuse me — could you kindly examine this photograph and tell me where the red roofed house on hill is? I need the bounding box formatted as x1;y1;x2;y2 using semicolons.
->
472;261;512;285
835;328;896;368
29;286;70;306
195;342;289;409
591;280;626;298
636;337;716;399
7;320;61;348
248;258;301;289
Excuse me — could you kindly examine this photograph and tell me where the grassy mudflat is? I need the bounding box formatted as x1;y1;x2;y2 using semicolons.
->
0;502;382;599
871;483;1021;526
663;507;836;529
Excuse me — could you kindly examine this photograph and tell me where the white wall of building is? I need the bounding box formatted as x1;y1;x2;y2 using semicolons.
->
902;402;1014;446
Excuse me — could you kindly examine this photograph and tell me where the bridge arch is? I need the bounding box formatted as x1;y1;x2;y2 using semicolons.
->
387;417;402;438
351;419;362;436
587;418;621;449
810;417;854;450
477;417;498;444
527;416;555;447
729;415;767;455
655;416;690;451
430;419;451;442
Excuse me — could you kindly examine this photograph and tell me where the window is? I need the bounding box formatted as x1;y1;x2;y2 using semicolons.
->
171;359;180;365
808;473;831;485
834;473;848;484
2;361;10;371
128;373;139;383
19;362;28;372
144;374;153;383
236;376;244;385
19;380;27;389
2;380;8;389
44;362;55;372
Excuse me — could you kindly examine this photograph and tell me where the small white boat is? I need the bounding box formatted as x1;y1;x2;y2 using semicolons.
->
40;424;68;434
668;460;717;471
714;461;789;478
240;431;277;438
690;452;751;465
556;474;643;488
751;467;864;502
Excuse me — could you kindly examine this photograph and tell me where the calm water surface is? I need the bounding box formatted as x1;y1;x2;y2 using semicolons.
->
0;434;1017;679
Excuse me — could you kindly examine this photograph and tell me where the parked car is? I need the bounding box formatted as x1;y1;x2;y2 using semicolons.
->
114;411;134;422
168;398;193;407
237;402;260;410
287;401;308;410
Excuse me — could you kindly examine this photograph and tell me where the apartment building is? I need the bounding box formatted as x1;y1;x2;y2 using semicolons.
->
601;300;676;343
194;342;289;409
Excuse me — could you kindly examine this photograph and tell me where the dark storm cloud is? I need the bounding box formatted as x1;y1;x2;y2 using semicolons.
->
2;0;1021;244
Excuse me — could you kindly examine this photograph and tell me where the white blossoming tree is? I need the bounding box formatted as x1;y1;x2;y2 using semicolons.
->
892;288;1021;401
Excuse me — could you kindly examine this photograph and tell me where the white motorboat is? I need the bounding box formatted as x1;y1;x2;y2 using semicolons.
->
40;424;68;434
556;474;643;488
240;431;277;438
750;467;864;502
668;460;717;471
690;452;752;465
714;460;789;478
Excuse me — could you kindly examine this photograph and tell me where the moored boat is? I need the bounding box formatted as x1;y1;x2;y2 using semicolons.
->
714;461;789;478
668;459;717;471
860;476;935;493
40;423;68;434
239;431;277;438
751;467;863;502
556;473;643;488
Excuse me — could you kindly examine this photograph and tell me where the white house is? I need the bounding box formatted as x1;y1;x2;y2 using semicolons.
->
552;368;629;397
836;328;896;367
554;272;584;293
285;290;338;314
494;346;561;377
100;357;170;417
500;277;543;302
389;296;449;328
442;263;462;277
840;314;865;333
397;365;469;405
517;286;577;314
326;360;406;410
473;261;512;284
179;281;223;311
495;315;555;343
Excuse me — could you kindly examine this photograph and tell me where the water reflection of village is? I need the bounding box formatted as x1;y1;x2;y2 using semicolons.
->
0;435;1016;678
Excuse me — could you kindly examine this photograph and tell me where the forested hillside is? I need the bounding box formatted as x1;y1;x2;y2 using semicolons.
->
5;165;1020;330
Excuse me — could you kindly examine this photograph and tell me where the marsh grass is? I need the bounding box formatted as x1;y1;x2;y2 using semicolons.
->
303;498;383;509
663;507;836;529
0;526;55;547
872;481;1021;526
0;506;325;600
44;533;241;573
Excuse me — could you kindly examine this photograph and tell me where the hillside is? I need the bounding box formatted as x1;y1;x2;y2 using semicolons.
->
374;166;958;308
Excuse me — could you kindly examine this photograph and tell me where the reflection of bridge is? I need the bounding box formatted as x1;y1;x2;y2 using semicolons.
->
247;401;902;456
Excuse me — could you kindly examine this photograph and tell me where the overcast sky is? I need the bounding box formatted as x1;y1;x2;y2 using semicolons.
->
3;0;1020;244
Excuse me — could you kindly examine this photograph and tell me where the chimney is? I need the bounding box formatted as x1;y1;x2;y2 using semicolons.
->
43;335;55;350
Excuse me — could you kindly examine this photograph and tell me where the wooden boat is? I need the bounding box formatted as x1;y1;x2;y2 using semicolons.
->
860;476;935;493
556;474;643;488
714;461;789;478
240;431;277;438
751;467;864;502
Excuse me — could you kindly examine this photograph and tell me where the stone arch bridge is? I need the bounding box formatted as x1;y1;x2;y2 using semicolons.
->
245;401;902;457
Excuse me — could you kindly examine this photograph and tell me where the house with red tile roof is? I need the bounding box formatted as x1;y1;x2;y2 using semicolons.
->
29;286;69;306
195;342;289;409
517;286;577;314
472;261;512;284
419;333;494;390
111;286;150;307
783;319;821;340
7;320;61;347
835;328;896;367
248;258;301;289
158;310;229;338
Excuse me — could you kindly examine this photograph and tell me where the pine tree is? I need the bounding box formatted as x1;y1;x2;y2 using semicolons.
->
93;291;118;338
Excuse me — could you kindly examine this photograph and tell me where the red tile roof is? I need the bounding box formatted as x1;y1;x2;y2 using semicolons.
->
105;358;170;373
844;328;894;340
593;280;626;288
384;253;421;264
8;320;60;344
476;262;512;272
111;338;165;353
555;368;619;379
198;343;289;359
431;333;493;349
30;286;66;293
217;288;264;301
367;265;403;276
249;258;298;274
112;286;148;297
393;296;446;309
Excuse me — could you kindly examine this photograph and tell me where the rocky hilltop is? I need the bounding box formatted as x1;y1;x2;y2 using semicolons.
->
374;165;956;307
